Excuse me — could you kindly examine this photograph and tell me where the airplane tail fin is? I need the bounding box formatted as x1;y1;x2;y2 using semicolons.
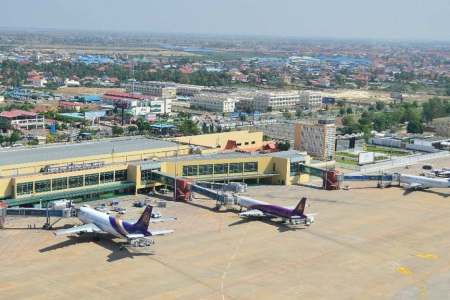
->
294;197;307;215
133;205;152;231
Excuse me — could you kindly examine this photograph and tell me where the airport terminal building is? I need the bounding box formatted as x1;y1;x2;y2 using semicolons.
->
0;132;311;207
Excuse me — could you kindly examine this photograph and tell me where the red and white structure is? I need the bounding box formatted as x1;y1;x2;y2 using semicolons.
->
0;110;45;130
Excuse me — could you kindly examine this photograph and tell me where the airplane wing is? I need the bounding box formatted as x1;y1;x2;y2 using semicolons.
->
125;217;177;224
404;182;423;190
239;209;268;218
54;223;103;236
150;229;174;236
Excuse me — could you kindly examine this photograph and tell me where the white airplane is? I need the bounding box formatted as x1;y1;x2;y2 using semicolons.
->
431;168;450;178
55;205;174;247
398;174;450;191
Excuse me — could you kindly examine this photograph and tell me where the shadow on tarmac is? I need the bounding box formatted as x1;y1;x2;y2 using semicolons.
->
39;234;153;262
402;188;450;197
228;217;307;233
184;200;230;213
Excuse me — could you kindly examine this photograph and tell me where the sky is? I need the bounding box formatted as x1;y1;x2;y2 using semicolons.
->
1;0;450;41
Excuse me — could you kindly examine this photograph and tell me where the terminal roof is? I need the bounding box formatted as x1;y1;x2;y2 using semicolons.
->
0;137;178;167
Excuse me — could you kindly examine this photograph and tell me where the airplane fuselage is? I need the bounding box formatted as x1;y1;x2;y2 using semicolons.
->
237;196;303;219
399;174;450;189
78;206;149;238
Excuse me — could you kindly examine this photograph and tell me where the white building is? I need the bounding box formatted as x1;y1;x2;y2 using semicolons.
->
190;93;236;113
253;91;300;112
123;81;177;98
65;79;81;87
103;92;171;116
0;110;45;130
299;91;322;110
123;81;205;97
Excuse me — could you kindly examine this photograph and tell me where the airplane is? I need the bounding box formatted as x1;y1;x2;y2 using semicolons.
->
431;168;450;178
398;174;450;191
237;197;315;226
54;205;174;247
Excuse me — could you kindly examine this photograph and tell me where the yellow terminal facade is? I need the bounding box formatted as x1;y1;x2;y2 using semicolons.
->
0;132;311;207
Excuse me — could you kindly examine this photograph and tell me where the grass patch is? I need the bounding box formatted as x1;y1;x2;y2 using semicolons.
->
366;145;410;156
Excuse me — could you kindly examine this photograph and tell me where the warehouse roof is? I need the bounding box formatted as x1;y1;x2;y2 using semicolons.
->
0;137;178;167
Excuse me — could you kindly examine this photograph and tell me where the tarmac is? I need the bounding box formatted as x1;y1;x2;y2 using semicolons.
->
1;175;450;299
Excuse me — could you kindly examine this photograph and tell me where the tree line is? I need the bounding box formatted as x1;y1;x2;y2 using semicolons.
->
341;98;450;137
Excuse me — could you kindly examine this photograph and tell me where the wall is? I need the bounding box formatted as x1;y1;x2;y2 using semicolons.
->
172;131;264;150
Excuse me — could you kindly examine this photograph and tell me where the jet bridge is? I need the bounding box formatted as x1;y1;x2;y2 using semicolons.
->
0;200;76;229
299;164;340;190
149;170;252;208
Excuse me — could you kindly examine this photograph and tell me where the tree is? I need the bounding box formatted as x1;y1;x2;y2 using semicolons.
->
209;124;215;133
407;118;424;134
276;141;290;151
342;115;356;126
346;107;353;114
0;134;4;146
202;122;209;134
28;139;39;146
283;111;293;120
136;118;150;133
375;101;385;111
8;131;21;145
112;126;124;136
178;119;199;135
358;111;372;127
422;98;449;123
127;125;138;135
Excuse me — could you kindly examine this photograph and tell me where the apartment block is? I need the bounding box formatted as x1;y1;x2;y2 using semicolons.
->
253;91;300;112
190;93;236;113
294;119;336;160
299;91;322;110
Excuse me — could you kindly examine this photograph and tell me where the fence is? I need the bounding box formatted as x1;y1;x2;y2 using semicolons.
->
339;151;450;174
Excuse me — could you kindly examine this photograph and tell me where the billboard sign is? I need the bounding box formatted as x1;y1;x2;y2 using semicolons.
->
358;152;375;165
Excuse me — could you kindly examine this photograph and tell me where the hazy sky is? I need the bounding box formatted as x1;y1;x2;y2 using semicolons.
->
2;0;450;41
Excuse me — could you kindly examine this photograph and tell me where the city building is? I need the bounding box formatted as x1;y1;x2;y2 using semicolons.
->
123;81;205;97
174;83;204;97
253;91;300;112
335;133;365;152
59;101;81;112
190;92;236;113
172;130;263;151
0;110;45;130
294;120;336;160
251;121;296;144
298;91;322;111
102;91;171;116
123;81;177;98
0;134;312;206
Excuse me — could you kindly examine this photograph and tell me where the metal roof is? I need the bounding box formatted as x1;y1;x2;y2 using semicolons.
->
162;150;307;163
0;137;178;167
